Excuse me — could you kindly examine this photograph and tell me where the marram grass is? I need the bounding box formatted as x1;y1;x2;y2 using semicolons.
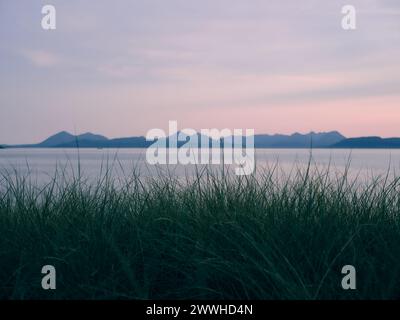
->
0;163;400;300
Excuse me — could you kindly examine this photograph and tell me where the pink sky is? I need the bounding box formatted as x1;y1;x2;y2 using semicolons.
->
1;0;400;143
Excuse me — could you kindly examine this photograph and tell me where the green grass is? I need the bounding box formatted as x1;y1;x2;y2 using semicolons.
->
1;162;400;300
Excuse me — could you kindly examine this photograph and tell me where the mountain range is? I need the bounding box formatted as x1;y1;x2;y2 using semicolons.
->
2;130;400;149
3;130;343;149
332;137;400;148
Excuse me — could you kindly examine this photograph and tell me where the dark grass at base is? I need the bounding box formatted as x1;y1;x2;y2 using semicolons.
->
1;163;400;300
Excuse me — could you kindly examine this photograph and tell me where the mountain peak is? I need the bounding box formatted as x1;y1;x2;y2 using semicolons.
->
52;131;74;138
38;131;108;147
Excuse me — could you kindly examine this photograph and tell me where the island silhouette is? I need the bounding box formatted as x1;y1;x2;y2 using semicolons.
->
2;130;400;149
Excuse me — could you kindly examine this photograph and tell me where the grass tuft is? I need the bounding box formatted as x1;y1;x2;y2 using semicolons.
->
1;162;400;300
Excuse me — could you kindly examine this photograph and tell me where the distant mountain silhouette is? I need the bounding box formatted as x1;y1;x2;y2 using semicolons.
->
6;130;349;148
38;131;108;148
332;137;400;148
6;131;400;148
254;131;345;148
56;136;151;148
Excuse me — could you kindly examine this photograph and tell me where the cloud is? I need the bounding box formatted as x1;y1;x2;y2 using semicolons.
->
21;50;60;68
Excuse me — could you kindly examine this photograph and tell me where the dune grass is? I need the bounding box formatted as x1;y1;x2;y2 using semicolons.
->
0;161;400;300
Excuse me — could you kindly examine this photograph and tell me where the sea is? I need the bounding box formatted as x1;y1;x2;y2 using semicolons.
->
1;148;400;185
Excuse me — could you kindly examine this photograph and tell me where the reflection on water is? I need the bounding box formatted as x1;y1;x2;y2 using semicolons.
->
0;148;400;185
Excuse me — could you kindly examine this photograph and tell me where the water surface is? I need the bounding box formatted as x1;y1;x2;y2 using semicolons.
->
0;148;399;185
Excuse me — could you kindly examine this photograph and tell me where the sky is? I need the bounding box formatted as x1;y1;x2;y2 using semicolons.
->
1;0;400;144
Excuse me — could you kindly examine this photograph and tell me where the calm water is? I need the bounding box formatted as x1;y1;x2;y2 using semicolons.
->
1;148;400;185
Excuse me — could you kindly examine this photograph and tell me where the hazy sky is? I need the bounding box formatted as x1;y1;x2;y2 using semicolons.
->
1;0;400;144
